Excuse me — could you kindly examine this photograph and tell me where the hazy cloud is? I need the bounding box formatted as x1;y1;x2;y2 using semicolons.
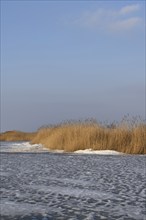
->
119;4;140;15
110;17;142;31
73;4;142;32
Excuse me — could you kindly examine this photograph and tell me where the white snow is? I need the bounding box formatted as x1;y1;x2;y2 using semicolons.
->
75;149;123;155
0;142;123;154
0;141;48;152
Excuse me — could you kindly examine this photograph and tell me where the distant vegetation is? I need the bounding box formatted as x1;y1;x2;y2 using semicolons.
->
0;130;36;142
0;117;146;154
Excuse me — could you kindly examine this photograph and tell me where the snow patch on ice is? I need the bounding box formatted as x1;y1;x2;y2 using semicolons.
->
0;141;48;152
0;142;123;154
75;149;123;155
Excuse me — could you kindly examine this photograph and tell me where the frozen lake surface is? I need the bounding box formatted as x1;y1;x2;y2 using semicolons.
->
0;142;146;220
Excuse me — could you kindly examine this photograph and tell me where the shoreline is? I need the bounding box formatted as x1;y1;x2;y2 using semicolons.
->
1;141;145;156
0;120;146;154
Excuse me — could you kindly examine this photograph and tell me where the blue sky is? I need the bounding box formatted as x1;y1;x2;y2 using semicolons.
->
1;0;145;132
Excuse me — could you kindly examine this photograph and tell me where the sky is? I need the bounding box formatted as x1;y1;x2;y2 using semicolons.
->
1;0;145;132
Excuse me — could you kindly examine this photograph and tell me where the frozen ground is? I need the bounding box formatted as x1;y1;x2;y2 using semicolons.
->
0;141;49;153
0;142;146;220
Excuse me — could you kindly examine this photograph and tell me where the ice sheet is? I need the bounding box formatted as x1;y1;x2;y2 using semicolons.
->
1;147;145;220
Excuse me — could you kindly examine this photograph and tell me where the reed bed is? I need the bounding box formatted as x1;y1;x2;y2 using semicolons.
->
1;117;146;154
0;130;36;141
31;120;146;154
